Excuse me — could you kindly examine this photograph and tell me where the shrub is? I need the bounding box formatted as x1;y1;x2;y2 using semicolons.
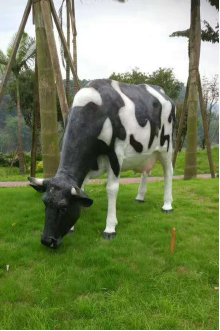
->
36;161;43;173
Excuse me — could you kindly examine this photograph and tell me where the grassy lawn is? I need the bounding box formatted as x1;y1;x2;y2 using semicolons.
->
0;147;218;182
0;178;218;329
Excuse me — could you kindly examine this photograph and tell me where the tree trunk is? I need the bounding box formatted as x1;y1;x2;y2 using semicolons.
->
16;77;25;175
172;78;189;168
34;0;60;178
66;0;71;106
31;58;40;177
72;0;78;97
197;72;215;178
184;0;201;180
211;123;219;143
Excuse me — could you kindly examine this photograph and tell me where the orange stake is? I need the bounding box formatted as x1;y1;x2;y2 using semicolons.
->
171;228;176;253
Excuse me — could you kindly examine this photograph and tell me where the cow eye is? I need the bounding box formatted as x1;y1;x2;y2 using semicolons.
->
60;207;67;214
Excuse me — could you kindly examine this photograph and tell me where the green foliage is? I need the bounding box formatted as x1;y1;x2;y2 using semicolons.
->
0;116;31;154
110;68;183;100
7;69;35;128
0;179;218;329
4;32;36;77
36;161;43;173
0;153;11;167
110;68;148;85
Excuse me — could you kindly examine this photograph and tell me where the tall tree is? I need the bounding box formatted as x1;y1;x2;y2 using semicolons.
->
0;32;35;174
201;75;219;148
184;0;201;179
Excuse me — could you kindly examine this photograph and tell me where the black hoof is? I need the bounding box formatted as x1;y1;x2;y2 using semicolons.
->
103;232;116;240
135;199;145;203
162;208;173;213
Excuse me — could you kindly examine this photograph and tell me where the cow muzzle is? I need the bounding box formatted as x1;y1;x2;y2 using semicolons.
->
41;235;62;249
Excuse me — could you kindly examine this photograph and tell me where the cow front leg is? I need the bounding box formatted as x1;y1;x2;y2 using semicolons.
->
159;152;173;213
135;173;148;203
103;168;120;240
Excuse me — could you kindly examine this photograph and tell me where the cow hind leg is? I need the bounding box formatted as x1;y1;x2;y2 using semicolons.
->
159;152;173;212
135;173;148;203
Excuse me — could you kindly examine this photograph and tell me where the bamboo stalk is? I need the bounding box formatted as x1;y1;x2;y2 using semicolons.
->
211;123;219;144
50;0;80;91
0;0;32;105
68;0;78;97
197;72;215;178
34;0;60;178
66;0;71;106
40;0;69;124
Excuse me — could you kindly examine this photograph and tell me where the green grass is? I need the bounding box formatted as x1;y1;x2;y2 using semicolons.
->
0;179;218;329
0;148;218;181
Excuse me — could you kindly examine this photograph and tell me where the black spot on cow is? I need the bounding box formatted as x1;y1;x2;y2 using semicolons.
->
160;125;170;152
168;103;176;124
119;83;162;148
130;134;143;153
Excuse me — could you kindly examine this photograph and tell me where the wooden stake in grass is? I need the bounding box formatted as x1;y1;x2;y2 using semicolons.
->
171;228;176;253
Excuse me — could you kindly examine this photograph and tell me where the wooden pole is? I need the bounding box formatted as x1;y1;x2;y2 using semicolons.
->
171;228;176;253
49;0;80;91
197;72;215;178
34;0;60;178
0;0;32;105
173;78;190;168
40;0;69;124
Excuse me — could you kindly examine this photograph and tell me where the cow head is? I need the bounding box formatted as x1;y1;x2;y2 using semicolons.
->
28;177;93;248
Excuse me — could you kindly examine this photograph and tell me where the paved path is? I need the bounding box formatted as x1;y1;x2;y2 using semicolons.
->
0;174;213;188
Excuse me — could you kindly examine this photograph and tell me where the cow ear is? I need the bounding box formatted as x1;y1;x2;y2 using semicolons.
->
28;177;48;192
71;187;93;207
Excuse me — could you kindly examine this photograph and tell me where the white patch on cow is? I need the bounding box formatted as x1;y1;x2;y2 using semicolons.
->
97;117;113;146
71;187;77;195
73;87;102;108
145;84;173;150
111;80;153;156
31;178;44;186
145;84;171;116
160;88;165;94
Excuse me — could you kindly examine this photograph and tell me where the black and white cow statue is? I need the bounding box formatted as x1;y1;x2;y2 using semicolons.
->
29;79;175;248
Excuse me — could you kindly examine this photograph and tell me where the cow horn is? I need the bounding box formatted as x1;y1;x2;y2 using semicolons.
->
28;177;44;186
71;187;77;195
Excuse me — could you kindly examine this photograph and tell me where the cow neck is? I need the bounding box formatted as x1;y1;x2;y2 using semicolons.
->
56;154;90;188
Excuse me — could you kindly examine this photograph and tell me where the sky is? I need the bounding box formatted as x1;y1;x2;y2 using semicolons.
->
0;0;219;86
